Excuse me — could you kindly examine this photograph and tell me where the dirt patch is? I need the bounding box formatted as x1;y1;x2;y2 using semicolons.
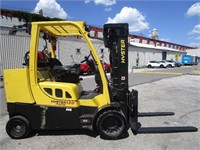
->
189;65;200;75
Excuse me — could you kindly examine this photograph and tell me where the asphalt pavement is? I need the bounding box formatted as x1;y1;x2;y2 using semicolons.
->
0;66;200;150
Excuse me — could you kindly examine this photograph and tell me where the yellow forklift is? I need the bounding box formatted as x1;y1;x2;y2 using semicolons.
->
4;21;197;139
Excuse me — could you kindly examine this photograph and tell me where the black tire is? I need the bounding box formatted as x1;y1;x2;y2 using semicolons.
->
167;64;172;68
79;71;83;75
6;115;31;139
87;69;93;75
147;65;152;68
160;65;164;68
106;68;110;73
96;110;126;140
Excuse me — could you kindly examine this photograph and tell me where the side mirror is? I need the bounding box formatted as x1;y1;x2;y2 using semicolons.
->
85;25;90;32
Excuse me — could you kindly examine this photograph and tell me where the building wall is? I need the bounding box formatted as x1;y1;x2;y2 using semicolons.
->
0;34;109;75
0;34;30;75
186;49;200;57
57;38;109;65
186;49;200;64
0;34;187;75
128;46;186;69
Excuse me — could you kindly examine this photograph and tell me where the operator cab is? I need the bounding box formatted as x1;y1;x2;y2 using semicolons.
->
23;24;106;103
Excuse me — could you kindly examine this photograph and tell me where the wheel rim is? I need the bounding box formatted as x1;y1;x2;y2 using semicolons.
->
101;115;124;137
10;120;26;138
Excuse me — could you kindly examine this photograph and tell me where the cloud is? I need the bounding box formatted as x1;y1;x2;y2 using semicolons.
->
188;24;200;48
188;24;200;35
188;42;200;48
94;0;116;6
186;3;200;48
186;2;200;17
34;0;68;19
105;7;112;11
106;7;149;32
195;36;200;40
84;0;92;3
191;24;200;34
159;38;170;42
85;0;116;6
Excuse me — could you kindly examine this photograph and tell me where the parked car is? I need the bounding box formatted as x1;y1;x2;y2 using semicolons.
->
171;60;182;67
146;61;167;68
164;60;175;68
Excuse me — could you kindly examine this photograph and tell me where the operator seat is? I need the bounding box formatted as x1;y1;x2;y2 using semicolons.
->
37;51;62;68
37;51;49;67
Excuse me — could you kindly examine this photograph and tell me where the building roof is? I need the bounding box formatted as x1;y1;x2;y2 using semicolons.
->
130;42;186;53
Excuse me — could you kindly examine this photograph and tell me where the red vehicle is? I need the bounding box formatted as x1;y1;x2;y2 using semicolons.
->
72;54;110;75
79;54;95;75
80;61;110;75
79;63;93;75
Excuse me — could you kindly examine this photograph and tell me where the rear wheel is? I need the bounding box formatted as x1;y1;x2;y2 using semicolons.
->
6;115;31;139
106;68;110;73
160;65;164;68
96;110;126;140
167;64;173;68
147;65;152;68
87;69;93;75
79;71;83;75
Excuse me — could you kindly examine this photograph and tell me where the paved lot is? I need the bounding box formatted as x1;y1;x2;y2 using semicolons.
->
0;73;200;150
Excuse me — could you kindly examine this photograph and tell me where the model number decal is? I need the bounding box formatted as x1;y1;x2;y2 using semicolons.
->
121;39;125;63
51;100;75;105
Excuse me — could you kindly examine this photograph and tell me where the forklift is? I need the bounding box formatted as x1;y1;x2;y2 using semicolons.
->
4;21;197;140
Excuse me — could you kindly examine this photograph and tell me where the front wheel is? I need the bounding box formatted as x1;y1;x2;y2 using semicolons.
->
167;64;173;68
87;69;93;75
96;110;126;140
160;65;164;68
106;68;111;73
147;65;152;68
6;115;31;139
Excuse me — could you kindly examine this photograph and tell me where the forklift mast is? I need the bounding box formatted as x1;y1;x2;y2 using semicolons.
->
103;23;129;101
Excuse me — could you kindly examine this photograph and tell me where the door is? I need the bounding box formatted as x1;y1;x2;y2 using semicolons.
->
162;51;167;60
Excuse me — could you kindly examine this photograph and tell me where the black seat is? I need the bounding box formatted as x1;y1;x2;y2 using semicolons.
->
51;66;80;83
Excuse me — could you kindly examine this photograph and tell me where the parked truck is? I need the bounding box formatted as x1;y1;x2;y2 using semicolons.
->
182;55;198;65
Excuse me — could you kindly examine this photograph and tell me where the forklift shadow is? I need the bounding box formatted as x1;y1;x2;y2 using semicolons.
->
29;129;129;140
29;129;98;138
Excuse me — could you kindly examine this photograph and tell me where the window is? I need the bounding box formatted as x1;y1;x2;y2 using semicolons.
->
65;91;72;98
44;88;52;95
55;89;63;98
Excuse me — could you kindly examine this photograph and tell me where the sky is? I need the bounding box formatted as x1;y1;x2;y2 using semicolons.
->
1;0;200;48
